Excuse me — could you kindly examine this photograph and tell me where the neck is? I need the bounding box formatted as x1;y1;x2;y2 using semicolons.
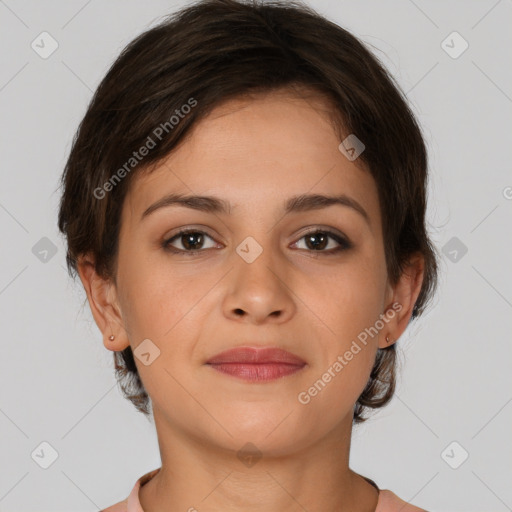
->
138;409;379;512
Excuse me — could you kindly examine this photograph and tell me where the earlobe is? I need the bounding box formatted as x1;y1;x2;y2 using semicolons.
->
379;252;425;349
76;254;131;351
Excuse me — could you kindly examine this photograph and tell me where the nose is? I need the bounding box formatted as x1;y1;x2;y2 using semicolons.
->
223;244;296;325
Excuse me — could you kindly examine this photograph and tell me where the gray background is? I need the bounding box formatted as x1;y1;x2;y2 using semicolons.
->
1;0;511;511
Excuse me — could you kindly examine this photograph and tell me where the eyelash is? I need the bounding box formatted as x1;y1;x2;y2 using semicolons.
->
162;228;352;257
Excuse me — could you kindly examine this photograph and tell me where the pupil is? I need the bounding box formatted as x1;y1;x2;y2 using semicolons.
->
307;232;327;250
183;232;202;250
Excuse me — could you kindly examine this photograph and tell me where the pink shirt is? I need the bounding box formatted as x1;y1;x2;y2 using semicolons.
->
101;468;428;512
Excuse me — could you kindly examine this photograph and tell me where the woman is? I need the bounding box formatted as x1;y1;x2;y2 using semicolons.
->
57;0;439;510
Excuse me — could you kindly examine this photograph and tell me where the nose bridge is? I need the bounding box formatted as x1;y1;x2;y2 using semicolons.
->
233;233;281;287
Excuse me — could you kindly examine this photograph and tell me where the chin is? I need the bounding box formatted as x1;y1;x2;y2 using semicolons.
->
206;409;311;455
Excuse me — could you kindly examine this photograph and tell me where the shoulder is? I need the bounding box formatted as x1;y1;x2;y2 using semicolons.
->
99;467;160;512
376;489;429;512
100;498;128;512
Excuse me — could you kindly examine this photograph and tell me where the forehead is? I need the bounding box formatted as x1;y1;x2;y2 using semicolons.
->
123;90;380;226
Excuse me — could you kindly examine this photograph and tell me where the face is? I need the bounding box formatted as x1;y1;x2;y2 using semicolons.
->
89;89;415;456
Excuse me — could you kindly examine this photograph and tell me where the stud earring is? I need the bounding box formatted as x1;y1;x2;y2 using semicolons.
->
386;335;391;344
108;335;115;341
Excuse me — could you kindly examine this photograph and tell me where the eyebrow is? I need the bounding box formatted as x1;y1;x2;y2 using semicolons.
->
140;192;370;225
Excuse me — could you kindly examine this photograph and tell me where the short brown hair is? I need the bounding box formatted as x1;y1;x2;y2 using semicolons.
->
58;0;439;423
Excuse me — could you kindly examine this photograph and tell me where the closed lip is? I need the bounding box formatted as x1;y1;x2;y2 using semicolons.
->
206;347;306;365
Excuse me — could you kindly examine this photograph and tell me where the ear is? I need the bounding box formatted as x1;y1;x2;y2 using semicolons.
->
77;253;131;351
378;252;425;349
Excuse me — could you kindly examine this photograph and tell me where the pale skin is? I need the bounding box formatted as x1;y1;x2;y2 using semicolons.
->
78;88;424;512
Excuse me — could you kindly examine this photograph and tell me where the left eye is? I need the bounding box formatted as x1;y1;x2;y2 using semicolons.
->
162;228;351;255
292;229;351;254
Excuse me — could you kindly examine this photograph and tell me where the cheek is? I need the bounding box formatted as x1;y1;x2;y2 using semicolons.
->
118;253;215;346
310;257;387;342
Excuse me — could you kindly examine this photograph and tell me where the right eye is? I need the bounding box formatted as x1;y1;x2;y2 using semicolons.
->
162;229;219;256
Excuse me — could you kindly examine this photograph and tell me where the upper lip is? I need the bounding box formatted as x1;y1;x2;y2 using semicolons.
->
206;347;306;365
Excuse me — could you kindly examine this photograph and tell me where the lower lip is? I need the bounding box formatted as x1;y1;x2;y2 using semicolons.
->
207;362;306;381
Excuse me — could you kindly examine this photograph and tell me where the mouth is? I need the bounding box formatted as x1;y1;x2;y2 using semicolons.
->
205;347;307;382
